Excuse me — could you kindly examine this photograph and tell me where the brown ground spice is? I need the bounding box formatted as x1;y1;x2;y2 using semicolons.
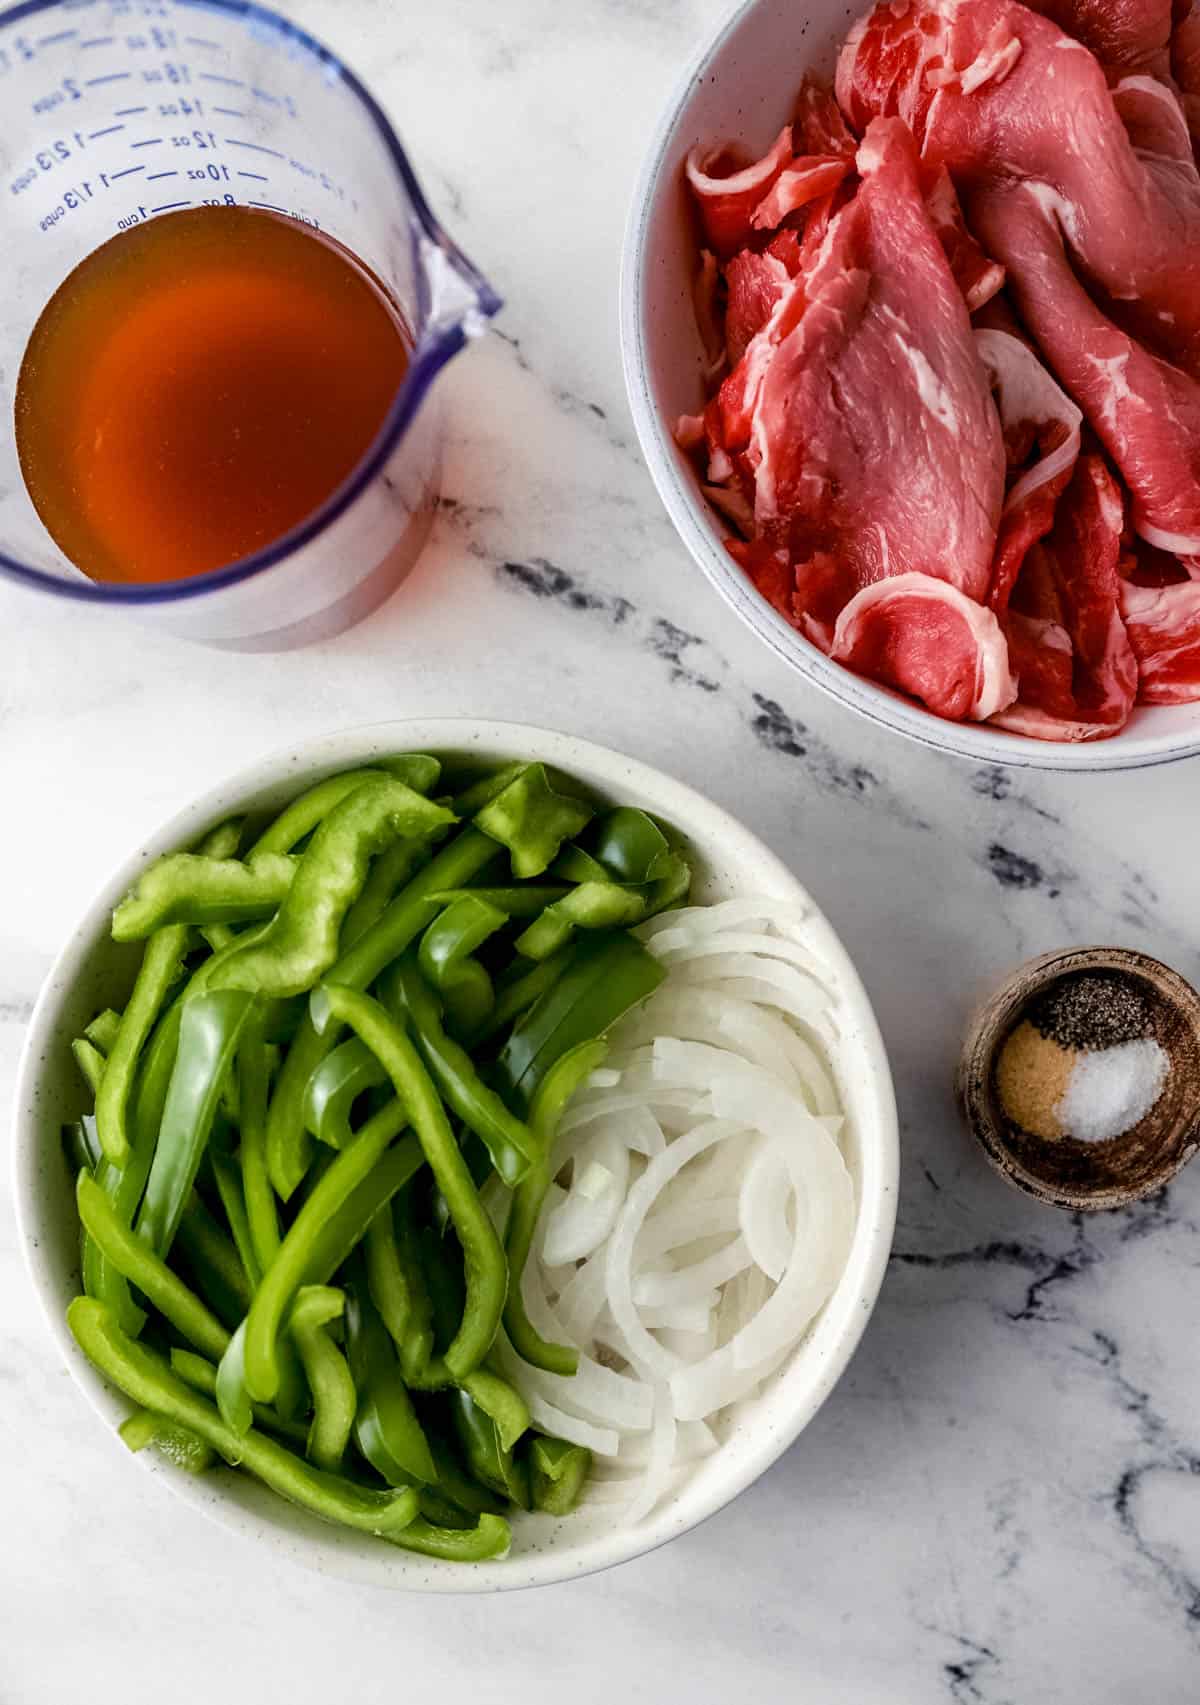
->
995;1019;1074;1139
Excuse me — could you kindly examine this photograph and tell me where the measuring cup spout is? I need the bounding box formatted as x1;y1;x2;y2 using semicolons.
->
415;227;503;354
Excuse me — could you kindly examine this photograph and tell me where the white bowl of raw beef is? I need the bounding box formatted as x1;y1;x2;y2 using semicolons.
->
623;0;1200;767
14;719;898;1590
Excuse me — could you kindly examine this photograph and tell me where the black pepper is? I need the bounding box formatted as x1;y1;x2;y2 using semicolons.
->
1026;972;1149;1053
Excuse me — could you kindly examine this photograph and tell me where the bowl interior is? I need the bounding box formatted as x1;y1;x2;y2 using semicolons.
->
15;720;898;1591
620;0;1200;771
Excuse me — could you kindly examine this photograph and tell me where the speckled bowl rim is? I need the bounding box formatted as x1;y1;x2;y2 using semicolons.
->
13;718;898;1592
618;0;1200;773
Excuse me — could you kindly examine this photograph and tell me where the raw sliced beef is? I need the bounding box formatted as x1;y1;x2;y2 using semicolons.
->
724;231;800;368
970;181;1200;558
793;75;860;157
1173;2;1200;139
992;456;1138;736
1023;0;1173;75
685;127;794;258
837;0;1200;378
749;119;1005;627
924;166;1006;310
750;157;851;230
830;572;1016;718
1120;579;1200;698
1112;74;1195;165
974;326;1083;612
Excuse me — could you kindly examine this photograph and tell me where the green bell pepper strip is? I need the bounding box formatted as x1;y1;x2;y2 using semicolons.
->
302;1038;389;1151
83;995;184;1337
450;1388;530;1509
345;1270;437;1486
263;826;499;1200
388;1188;436;1381
515;882;647;961
312;985;507;1381
83;1008;123;1053
503;1039;608;1377
111;853;297;942
417;1490;474;1529
174;1194;253;1327
289;1287;357;1472
341;838;430;951
72;1037;106;1096
211;1150;260;1288
473;764;593;879
196;818;246;861
119;1408;215;1475
428;886;568;918
450;761;526;816
201;923;237;954
299;1132;425;1291
495;931;664;1114
364;1199;413;1351
213;779;456;1000
385;1512;510;1562
236;1015;280;1278
215;1319;254;1434
249;768;398;858
519;809;692;959
242;1101;410;1404
63;1118;102;1178
77;1172;230;1362
95;922;190;1167
385;959;537;1188
530;1434;591;1515
456;1367;529;1454
424;1430;507;1516
70;1298;422;1537
472;951;572;1045
169;1347;308;1446
136;989;256;1259
417;896;507;1036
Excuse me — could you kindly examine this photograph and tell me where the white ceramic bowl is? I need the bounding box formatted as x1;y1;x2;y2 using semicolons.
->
14;719;898;1591
620;0;1200;772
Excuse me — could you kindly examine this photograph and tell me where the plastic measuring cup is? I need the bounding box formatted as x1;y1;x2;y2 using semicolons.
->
0;0;501;647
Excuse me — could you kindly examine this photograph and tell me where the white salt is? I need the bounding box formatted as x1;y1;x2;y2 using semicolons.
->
1056;1038;1169;1144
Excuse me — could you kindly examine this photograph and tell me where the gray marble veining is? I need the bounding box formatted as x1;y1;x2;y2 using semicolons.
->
2;1;1199;1699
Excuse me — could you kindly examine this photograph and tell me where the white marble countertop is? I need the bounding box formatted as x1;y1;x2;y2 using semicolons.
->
3;1;1200;1698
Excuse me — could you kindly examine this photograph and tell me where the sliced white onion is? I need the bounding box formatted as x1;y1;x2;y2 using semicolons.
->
498;895;856;1519
605;1118;748;1379
637;1196;741;1261
616;1418;718;1467
493;1325;652;1433
526;1394;620;1458
739;1138;793;1282
670;954;834;1030
656;1316;719;1359
633;1235;752;1307
624;1386;678;1524
541;1126;629;1266
561;1088;699;1133
554;1255;609;1345
636;1297;719;1332
652;929;835;990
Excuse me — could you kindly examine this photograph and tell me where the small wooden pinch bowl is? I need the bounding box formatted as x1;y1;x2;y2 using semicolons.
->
958;947;1200;1211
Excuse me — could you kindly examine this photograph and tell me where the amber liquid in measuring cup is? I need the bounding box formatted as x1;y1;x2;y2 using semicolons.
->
14;206;409;585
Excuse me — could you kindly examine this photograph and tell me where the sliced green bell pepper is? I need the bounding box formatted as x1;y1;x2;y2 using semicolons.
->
312;985;506;1381
135;988;256;1258
70;1298;421;1538
214;778;455;1000
474;764;593;879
